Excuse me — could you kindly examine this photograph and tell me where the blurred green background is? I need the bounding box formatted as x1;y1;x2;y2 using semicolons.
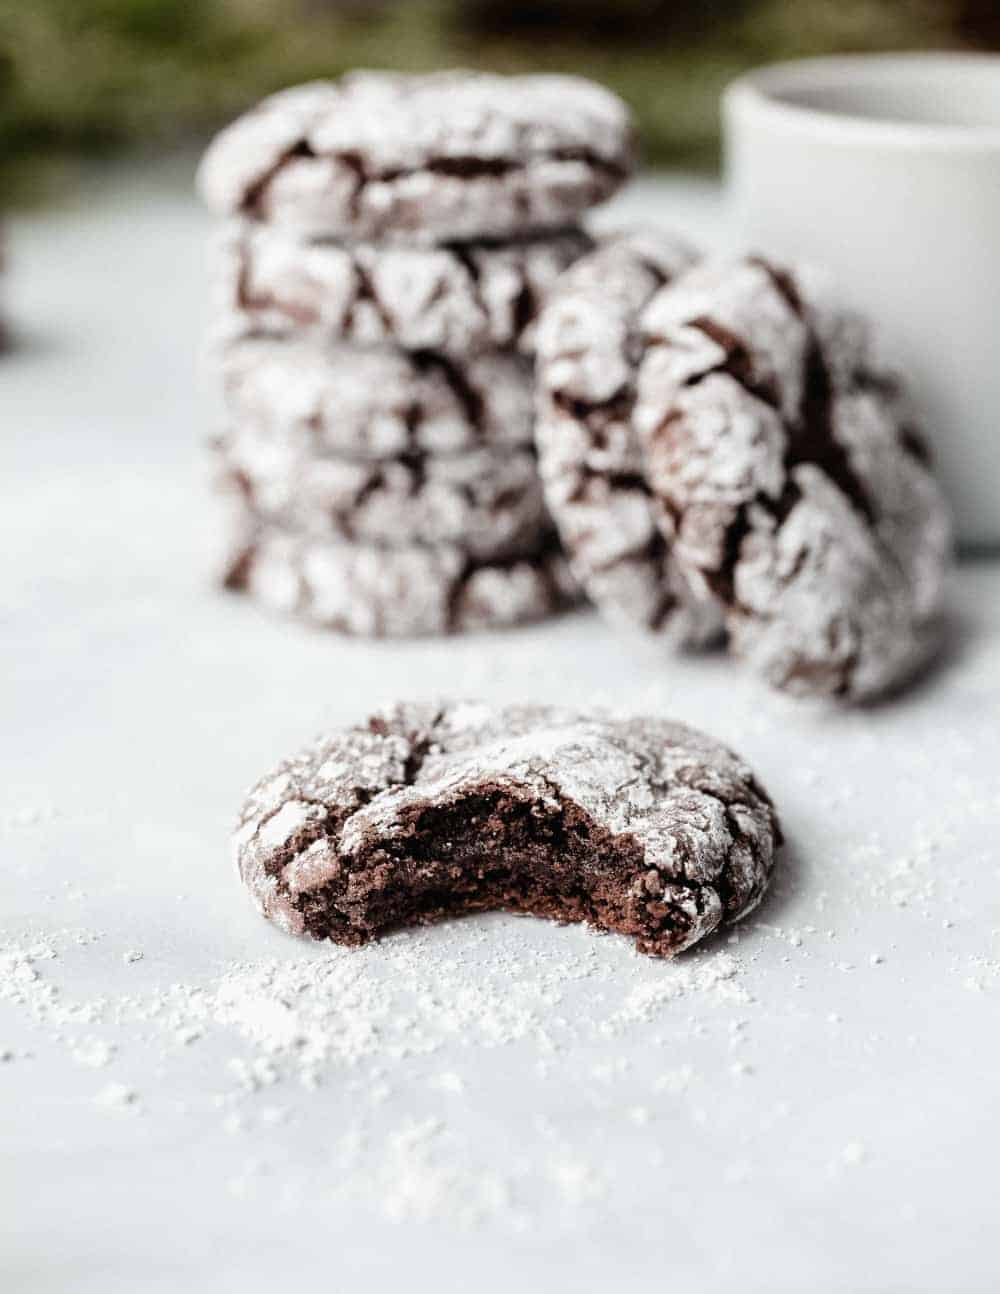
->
1;0;997;201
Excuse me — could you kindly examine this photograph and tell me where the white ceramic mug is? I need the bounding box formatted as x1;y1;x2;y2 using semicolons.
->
723;53;1000;550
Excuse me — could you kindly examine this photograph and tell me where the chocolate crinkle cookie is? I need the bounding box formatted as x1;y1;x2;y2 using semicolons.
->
212;221;592;359
234;702;781;957
197;71;635;243
533;230;725;646
218;335;535;458
634;257;952;700
220;512;576;638
212;430;548;561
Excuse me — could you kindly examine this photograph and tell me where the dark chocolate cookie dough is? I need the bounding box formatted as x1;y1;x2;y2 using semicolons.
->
234;702;781;957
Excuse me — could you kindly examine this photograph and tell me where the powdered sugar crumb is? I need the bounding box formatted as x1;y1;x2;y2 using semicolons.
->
72;1037;116;1069
95;1081;138;1109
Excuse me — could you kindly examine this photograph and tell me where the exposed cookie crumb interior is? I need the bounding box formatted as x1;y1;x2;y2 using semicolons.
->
291;784;689;952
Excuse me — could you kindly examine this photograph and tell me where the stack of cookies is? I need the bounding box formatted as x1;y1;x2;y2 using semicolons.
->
198;70;635;636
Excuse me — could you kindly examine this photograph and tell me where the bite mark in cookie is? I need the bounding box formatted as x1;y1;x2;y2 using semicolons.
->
234;702;781;957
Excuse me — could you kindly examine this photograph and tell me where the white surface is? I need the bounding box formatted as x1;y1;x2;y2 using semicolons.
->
724;53;1000;548
3;164;999;1294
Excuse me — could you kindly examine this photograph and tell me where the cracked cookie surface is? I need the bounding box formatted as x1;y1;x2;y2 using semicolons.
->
234;701;781;957
197;71;634;242
220;511;575;638
212;221;591;358
219;335;534;458
635;257;952;699
213;430;548;560
533;231;724;646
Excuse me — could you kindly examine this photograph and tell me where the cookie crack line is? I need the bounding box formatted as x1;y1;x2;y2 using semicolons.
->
410;349;484;430
235;703;782;958
675;304;877;531
344;256;394;337
787;340;875;524
232;231;318;328
379;150;628;185
247;147;628;216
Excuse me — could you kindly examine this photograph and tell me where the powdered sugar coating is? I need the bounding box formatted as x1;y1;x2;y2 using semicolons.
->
221;515;575;638
234;701;781;956
212;429;548;560
635;257;952;699
533;231;724;645
197;72;634;242
212;221;591;358
218;336;534;459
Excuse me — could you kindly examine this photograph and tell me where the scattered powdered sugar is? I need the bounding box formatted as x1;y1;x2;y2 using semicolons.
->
72;1037;116;1069
161;929;751;1088
958;956;1000;994
2;803;58;831
0;919;758;1226
0;932;103;1029
94;1081;138;1109
831;1140;869;1174
599;953;749;1036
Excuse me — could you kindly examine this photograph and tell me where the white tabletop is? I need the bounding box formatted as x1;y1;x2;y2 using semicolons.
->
3;163;998;1294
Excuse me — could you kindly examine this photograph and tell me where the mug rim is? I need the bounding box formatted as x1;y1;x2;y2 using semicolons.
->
724;52;1000;152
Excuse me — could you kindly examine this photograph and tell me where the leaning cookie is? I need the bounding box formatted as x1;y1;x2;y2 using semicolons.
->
221;515;576;638
197;71;634;242
234;701;781;957
218;336;534;458
212;430;549;561
634;256;952;700
212;221;591;358
533;231;724;646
